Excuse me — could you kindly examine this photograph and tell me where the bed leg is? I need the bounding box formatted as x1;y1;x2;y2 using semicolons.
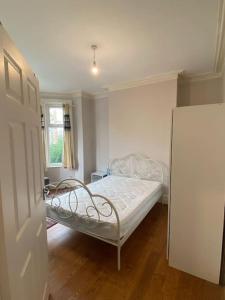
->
117;245;121;271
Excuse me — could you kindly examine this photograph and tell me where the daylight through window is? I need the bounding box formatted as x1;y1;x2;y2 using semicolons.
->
46;105;64;166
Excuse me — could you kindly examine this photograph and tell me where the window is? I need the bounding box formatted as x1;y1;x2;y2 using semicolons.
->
46;105;64;167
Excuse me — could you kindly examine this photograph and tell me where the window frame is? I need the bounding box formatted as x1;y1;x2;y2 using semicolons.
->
45;103;64;168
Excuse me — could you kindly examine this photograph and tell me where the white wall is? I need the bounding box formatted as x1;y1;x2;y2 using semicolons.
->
178;77;223;106
94;97;109;172
222;71;225;101
108;79;177;167
82;96;96;182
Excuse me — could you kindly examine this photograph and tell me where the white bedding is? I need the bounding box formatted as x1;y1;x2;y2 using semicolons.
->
46;175;163;240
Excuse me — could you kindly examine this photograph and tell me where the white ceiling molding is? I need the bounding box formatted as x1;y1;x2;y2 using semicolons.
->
70;91;95;100
41;69;223;100
94;91;109;100
71;91;83;100
40;98;72;105
103;70;183;92
41;71;182;99
40;90;83;100
40;90;96;101
81;91;95;99
40;91;74;100
214;0;225;72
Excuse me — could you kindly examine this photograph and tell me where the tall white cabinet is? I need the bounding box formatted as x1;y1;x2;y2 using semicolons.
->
168;103;225;284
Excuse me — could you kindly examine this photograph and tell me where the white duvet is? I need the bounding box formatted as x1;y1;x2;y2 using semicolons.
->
46;175;162;240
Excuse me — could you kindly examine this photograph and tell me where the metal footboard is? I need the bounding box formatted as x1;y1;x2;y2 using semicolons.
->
44;178;122;270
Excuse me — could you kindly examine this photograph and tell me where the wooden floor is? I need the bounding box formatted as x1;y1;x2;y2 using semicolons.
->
48;204;225;300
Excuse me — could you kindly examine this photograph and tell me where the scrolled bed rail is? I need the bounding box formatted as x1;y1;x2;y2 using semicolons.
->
45;178;121;241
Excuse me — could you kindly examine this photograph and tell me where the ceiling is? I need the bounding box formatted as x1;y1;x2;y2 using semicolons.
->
0;0;220;93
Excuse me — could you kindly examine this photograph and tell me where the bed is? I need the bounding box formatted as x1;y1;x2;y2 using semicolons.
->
45;153;168;270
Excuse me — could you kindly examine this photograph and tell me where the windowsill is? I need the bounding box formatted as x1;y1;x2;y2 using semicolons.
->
47;164;63;169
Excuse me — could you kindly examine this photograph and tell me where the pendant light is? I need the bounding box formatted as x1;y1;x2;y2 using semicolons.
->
91;45;99;75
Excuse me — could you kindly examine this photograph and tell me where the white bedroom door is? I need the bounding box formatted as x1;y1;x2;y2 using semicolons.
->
0;25;48;299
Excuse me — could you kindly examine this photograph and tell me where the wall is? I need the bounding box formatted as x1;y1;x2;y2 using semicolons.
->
222;70;225;101
177;77;223;106
82;95;96;182
108;79;177;168
94;97;109;172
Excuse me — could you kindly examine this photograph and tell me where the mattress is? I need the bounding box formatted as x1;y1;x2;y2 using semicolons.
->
46;175;163;241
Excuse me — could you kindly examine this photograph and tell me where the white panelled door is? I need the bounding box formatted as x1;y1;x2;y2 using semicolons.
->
0;25;48;299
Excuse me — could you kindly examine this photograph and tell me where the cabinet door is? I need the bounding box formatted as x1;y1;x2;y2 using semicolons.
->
169;104;225;284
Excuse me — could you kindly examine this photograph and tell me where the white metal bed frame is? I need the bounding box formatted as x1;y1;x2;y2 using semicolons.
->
45;153;168;270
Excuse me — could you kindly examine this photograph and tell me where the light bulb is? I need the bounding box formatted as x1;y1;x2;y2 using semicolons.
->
91;45;99;75
92;64;99;75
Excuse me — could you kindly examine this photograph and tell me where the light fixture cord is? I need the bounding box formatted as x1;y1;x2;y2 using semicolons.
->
93;47;96;65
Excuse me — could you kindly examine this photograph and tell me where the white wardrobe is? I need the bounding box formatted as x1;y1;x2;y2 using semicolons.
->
168;103;225;284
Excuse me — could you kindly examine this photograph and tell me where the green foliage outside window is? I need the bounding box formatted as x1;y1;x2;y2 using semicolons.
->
49;135;63;164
